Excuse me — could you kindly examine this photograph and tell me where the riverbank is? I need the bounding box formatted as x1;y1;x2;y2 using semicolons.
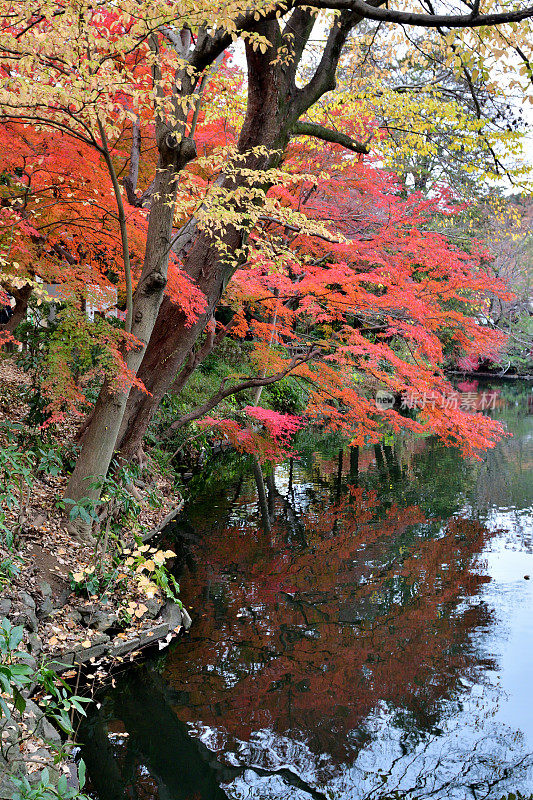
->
0;596;190;799
0;360;192;798
447;368;533;381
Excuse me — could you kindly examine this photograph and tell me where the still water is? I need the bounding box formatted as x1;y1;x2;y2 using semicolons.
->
80;382;533;800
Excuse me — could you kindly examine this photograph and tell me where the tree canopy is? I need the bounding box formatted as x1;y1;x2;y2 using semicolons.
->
1;0;532;511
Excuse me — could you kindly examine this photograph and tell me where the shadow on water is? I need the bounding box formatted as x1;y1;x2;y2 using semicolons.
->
79;382;533;800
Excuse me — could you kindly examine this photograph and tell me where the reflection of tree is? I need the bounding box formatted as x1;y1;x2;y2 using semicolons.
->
79;669;230;800
470;404;533;546
164;487;495;768
79;386;533;799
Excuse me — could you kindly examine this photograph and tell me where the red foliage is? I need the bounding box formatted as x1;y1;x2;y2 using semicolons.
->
220;141;511;457
0;58;514;456
200;407;303;461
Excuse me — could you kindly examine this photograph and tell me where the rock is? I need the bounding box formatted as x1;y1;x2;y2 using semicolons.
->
181;607;192;630
0;720;23;799
30;513;45;528
38;583;71;620
46;652;74;673
14;602;39;633
38;597;54;619
108;636;141;658
28;633;43;656
56;587;72;609
40;581;53;598
64;609;82;625
0;718;20;748
27;753;61;787
0;598;12;616
144;597;164;618
80;605;118;632
24;700;61;745
24;609;39;633
88;610;118;632
39;718;61;746
72;642;108;664
0;700;66;799
19;591;35;609
72;632;109;649
0;774;23;800
160;601;182;630
65;762;80;790
138;623;170;646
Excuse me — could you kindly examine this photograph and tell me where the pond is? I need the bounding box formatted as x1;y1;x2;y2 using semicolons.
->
79;382;533;800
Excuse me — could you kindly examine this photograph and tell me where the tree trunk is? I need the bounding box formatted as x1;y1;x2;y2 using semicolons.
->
0;283;32;333
65;136;197;506
117;27;293;458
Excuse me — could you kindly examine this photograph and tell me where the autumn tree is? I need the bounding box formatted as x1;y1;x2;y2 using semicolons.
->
2;0;533;518
112;4;533;464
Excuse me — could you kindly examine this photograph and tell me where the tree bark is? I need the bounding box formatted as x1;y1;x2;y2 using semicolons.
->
65;134;197;506
0;283;32;333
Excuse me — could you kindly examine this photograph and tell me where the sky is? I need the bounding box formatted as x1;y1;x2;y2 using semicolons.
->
230;29;533;195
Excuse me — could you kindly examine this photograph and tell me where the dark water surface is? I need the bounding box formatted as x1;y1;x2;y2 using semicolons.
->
80;383;533;800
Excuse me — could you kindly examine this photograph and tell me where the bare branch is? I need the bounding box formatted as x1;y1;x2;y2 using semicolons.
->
304;0;533;28
293;121;370;153
164;348;321;434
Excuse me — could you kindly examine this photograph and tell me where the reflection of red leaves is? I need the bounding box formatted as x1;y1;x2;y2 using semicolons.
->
457;380;479;392
165;490;494;764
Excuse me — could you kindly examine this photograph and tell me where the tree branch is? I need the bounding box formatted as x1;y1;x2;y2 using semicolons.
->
123;116;141;206
164;348;321;434
305;0;533;28
97;118;133;334
293;121;370;153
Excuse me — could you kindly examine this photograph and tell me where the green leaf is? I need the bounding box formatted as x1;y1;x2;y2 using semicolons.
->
70;698;88;715
13;686;26;714
79;509;92;524
0;695;12;719
9;625;24;649
53;709;74;735
9;663;32;678
78;759;86;789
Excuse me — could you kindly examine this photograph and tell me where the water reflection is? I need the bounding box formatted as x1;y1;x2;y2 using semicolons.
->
80;383;533;800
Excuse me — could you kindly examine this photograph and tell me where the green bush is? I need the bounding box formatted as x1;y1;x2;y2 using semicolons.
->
11;764;89;800
0;618;91;735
